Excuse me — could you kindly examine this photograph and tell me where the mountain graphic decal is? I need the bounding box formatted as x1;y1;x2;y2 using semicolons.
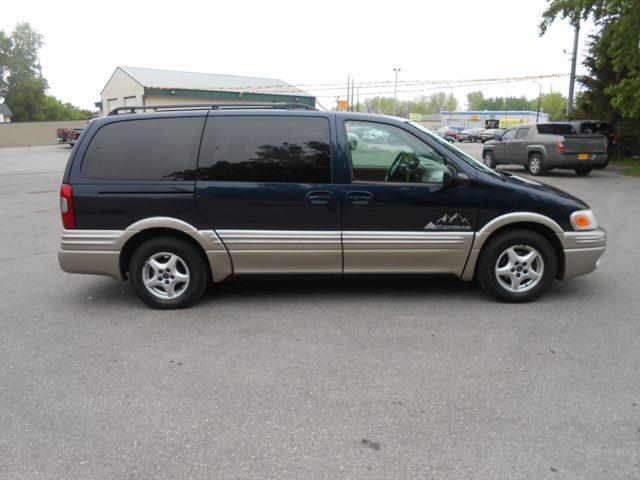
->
424;213;471;230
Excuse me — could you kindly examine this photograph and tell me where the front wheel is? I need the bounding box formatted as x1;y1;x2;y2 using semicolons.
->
129;237;208;309
476;229;558;303
575;165;593;176
483;150;497;169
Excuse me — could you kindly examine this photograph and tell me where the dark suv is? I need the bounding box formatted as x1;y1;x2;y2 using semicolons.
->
58;103;606;308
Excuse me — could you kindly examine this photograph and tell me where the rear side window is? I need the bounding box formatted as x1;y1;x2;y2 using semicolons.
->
515;127;529;139
536;124;576;135
81;117;205;180
198;116;331;183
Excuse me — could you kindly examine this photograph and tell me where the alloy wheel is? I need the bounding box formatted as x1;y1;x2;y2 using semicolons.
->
142;252;190;299
494;245;544;292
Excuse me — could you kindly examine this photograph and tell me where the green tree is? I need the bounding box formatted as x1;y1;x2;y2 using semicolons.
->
531;92;568;121
363;96;396;115
0;31;10;97
466;91;485;110
363;92;459;117
573;29;639;153
3;75;47;120
540;0;640;120
0;22;89;121
7;22;44;83
465;94;532;111
40;95;92;121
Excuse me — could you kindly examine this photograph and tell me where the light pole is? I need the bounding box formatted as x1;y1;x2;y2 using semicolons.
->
532;80;542;122
392;68;401;116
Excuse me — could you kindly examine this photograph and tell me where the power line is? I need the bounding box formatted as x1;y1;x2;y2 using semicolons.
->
191;73;569;94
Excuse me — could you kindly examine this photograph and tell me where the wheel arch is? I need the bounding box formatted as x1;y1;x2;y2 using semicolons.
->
527;146;546;160
119;228;213;282
115;217;232;282
461;213;565;281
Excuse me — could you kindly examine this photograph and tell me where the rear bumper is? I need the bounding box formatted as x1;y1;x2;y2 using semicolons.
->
557;227;607;280
58;249;121;279
548;153;608;167
58;229;125;279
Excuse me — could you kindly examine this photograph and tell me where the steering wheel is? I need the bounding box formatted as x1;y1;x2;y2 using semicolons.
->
385;151;414;181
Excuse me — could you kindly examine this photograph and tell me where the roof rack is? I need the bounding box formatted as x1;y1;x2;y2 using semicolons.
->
108;102;316;116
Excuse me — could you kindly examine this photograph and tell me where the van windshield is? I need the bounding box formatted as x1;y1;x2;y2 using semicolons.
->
407;121;499;176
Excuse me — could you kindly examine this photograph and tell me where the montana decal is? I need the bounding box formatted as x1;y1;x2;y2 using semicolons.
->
424;213;471;231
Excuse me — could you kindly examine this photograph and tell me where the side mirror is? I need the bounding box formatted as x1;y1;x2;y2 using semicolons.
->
442;167;453;188
494;135;502;142
347;133;358;151
442;166;468;188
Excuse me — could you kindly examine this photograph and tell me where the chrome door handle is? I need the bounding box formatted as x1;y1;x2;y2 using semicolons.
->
306;190;333;205
346;191;374;205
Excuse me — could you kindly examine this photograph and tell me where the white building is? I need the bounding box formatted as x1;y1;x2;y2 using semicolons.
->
97;66;315;116
440;110;549;129
0;103;12;123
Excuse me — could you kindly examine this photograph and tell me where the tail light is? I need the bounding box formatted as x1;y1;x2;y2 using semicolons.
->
73;131;79;140
60;184;76;229
555;141;564;153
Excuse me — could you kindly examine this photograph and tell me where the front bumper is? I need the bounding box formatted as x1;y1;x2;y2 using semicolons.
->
557;227;607;280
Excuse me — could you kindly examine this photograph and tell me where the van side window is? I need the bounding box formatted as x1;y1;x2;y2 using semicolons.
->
346;120;447;184
515;127;529;139
197;116;331;183
81;117;205;180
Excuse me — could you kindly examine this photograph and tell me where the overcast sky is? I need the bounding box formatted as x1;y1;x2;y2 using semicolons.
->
2;0;595;111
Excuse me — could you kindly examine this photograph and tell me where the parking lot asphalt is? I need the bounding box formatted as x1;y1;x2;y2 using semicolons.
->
1;144;639;480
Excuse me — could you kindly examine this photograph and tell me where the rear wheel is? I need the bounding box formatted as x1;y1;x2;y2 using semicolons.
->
129;237;208;309
575;165;593;176
527;154;545;176
476;229;558;303
483;150;497;169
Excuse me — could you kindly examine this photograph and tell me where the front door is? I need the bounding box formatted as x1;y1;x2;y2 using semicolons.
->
195;114;342;274
497;128;516;162
340;119;476;274
507;126;530;165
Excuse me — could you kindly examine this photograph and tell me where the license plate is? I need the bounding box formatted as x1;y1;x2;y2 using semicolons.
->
578;153;589;160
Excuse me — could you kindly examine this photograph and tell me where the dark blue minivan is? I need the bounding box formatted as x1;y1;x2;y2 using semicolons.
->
58;103;606;308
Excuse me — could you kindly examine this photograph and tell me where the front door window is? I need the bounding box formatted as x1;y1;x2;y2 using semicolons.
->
346;121;449;184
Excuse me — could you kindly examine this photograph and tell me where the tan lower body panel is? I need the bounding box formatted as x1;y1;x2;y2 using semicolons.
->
58;224;233;282
216;230;342;274
342;231;474;274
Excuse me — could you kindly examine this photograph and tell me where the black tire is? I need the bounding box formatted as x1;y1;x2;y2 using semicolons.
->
129;236;208;309
527;154;545;176
483;150;497;169
476;229;558;303
575;165;593;176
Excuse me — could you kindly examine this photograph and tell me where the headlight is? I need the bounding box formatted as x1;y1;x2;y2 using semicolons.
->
570;210;598;231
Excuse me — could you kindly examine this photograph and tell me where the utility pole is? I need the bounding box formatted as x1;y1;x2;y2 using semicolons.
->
346;75;350;111
567;17;580;116
392;68;401;116
351;78;355;112
532;80;542;122
356;86;360;112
